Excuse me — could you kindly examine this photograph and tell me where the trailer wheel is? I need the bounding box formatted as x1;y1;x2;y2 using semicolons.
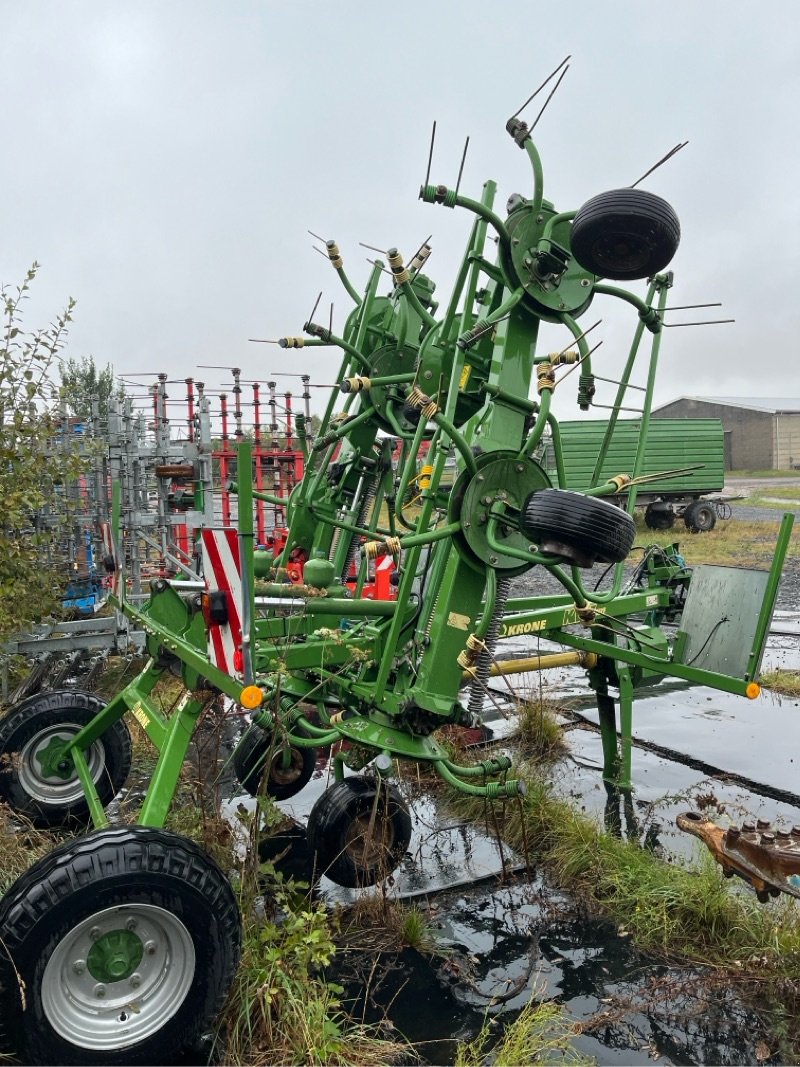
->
570;188;680;280
233;725;316;800
520;489;636;567
644;503;675;530
0;690;131;828
307;776;411;888
684;500;717;533
0;826;241;1066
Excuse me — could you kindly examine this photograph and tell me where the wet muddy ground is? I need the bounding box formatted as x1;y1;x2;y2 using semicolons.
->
224;522;800;1065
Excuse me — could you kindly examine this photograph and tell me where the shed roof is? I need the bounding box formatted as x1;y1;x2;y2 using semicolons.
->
654;397;800;414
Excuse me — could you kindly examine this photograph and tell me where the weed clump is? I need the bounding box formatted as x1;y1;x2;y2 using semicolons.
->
455;996;593;1066
760;670;800;698
516;698;567;761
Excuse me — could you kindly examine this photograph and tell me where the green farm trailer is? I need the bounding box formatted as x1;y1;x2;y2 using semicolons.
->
545;418;727;531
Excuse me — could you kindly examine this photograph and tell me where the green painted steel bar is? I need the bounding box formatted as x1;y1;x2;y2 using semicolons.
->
228;481;289;508
373;424;455;698
434;759;523;798
588;277;659;488
443;755;512;778
545;413;567;489
359;372;416;387
431;412;478;477
397;520;462;550
304;504;392;541
457;285;526;348
397;277;437;329
237;440;256;685
331;258;362;307
746;513;795;679
593;282;661;324
523;137;545;214
442;185;494;343
393;415;430;526
301;329;371;372
62;661;165;751
497;587;672;634
483;382;538;414
553;628;757;697
69;747;110;829
419;183;511;248
518;385;552;458
311;405;377;451
138;694;208;826
540;209;576;242
121;603;246;701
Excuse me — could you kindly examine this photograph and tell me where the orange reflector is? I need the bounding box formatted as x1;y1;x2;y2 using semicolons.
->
240;685;264;709
746;682;761;700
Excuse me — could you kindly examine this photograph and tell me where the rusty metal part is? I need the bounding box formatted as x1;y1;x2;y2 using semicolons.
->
154;464;195;479
677;811;800;902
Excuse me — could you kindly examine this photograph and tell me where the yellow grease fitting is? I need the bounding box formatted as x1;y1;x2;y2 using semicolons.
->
240;685;264;709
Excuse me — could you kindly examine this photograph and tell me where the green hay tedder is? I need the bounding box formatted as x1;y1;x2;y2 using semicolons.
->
0;69;793;1065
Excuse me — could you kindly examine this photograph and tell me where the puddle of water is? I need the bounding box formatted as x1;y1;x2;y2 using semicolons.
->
330;878;781;1066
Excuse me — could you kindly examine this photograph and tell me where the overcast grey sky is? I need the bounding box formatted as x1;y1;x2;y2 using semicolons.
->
2;2;798;417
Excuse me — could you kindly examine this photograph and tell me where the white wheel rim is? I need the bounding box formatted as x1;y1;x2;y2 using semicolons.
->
41;903;195;1051
18;723;105;805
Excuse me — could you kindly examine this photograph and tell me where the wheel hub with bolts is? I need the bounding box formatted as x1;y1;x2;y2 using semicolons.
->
34;734;77;780
450;452;550;571
41;903;196;1051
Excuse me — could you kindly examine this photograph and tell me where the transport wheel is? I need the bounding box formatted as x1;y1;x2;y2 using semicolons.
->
233;725;316;800
0;690;132;828
520;489;636;567
306;776;412;888
0;826;241;1066
684;500;717;533
644;503;675;530
570;188;680;280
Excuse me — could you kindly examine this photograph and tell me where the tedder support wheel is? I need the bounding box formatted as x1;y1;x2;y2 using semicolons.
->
684;500;717;533
306;776;412;888
570;188;681;281
0;826;241;1066
520;489;636;567
0;690;132;828
233;725;316;800
644;502;676;530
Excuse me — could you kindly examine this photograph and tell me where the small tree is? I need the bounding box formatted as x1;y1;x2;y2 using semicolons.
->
0;264;84;643
59;353;116;423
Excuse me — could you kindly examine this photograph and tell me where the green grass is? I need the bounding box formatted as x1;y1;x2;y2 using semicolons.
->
761;670;800;698
516;698;568;761
729;470;800;478
455;997;594;1066
632;514;799;568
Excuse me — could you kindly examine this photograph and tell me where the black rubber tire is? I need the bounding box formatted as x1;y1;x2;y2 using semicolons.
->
644;503;676;530
684;500;717;533
307;776;412;888
233;725;316;800
0;826;241;1066
520;489;636;567
0;690;132;828
570;188;680;280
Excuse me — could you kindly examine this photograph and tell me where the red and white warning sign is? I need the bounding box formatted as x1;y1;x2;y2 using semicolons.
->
201;528;243;678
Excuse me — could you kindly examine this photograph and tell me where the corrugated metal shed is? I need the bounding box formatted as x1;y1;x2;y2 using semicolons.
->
655;397;800;414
